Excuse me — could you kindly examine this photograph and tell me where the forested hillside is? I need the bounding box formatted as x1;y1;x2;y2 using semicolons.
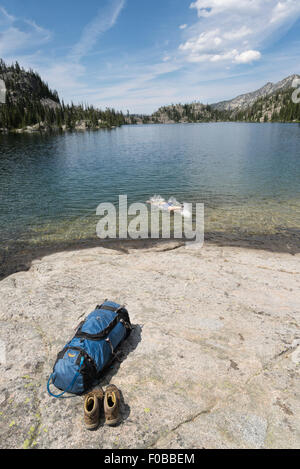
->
0;60;125;132
233;86;300;122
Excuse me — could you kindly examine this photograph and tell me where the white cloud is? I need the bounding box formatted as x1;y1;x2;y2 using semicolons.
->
183;47;261;64
180;1;300;65
0;6;15;23
70;0;125;61
179;24;187;29
270;0;300;24
234;49;261;63
13;1;127;101
190;0;262;17
179;29;223;54
0;6;51;56
179;27;261;64
69;59;183;113
223;26;252;41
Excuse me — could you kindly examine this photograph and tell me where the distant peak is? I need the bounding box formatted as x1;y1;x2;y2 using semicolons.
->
212;74;300;111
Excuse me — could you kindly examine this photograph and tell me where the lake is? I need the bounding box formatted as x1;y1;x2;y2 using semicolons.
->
1;122;300;270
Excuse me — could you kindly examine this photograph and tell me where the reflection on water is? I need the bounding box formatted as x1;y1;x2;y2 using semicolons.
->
0;123;300;250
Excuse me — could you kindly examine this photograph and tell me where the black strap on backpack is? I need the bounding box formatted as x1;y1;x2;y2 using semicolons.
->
75;303;132;341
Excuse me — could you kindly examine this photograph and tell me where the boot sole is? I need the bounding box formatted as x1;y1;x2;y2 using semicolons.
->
85;423;99;431
105;417;120;426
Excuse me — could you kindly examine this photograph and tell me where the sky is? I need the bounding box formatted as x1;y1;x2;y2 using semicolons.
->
0;0;300;114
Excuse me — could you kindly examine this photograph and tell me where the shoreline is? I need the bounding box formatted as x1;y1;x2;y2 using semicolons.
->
1;230;299;282
1;120;300;135
1;120;299;134
0;123;120;135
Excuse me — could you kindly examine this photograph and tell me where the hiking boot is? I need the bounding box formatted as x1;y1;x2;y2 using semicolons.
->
83;388;104;430
104;384;121;426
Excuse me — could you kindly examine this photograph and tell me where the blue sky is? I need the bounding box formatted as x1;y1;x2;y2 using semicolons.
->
1;0;300;113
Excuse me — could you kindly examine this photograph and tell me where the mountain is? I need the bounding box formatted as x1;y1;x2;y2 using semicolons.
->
0;59;125;132
151;102;228;123
233;83;300;123
0;59;60;108
127;102;229;125
212;75;300;112
144;74;300;124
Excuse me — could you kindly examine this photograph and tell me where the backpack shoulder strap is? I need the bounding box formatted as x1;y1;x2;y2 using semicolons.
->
47;356;84;399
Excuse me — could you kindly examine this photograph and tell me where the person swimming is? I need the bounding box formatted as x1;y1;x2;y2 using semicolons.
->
147;195;181;211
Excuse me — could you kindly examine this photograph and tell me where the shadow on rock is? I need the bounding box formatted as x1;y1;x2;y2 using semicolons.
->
97;324;143;423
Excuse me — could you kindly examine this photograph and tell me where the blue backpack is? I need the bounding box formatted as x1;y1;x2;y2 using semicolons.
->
47;301;131;397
